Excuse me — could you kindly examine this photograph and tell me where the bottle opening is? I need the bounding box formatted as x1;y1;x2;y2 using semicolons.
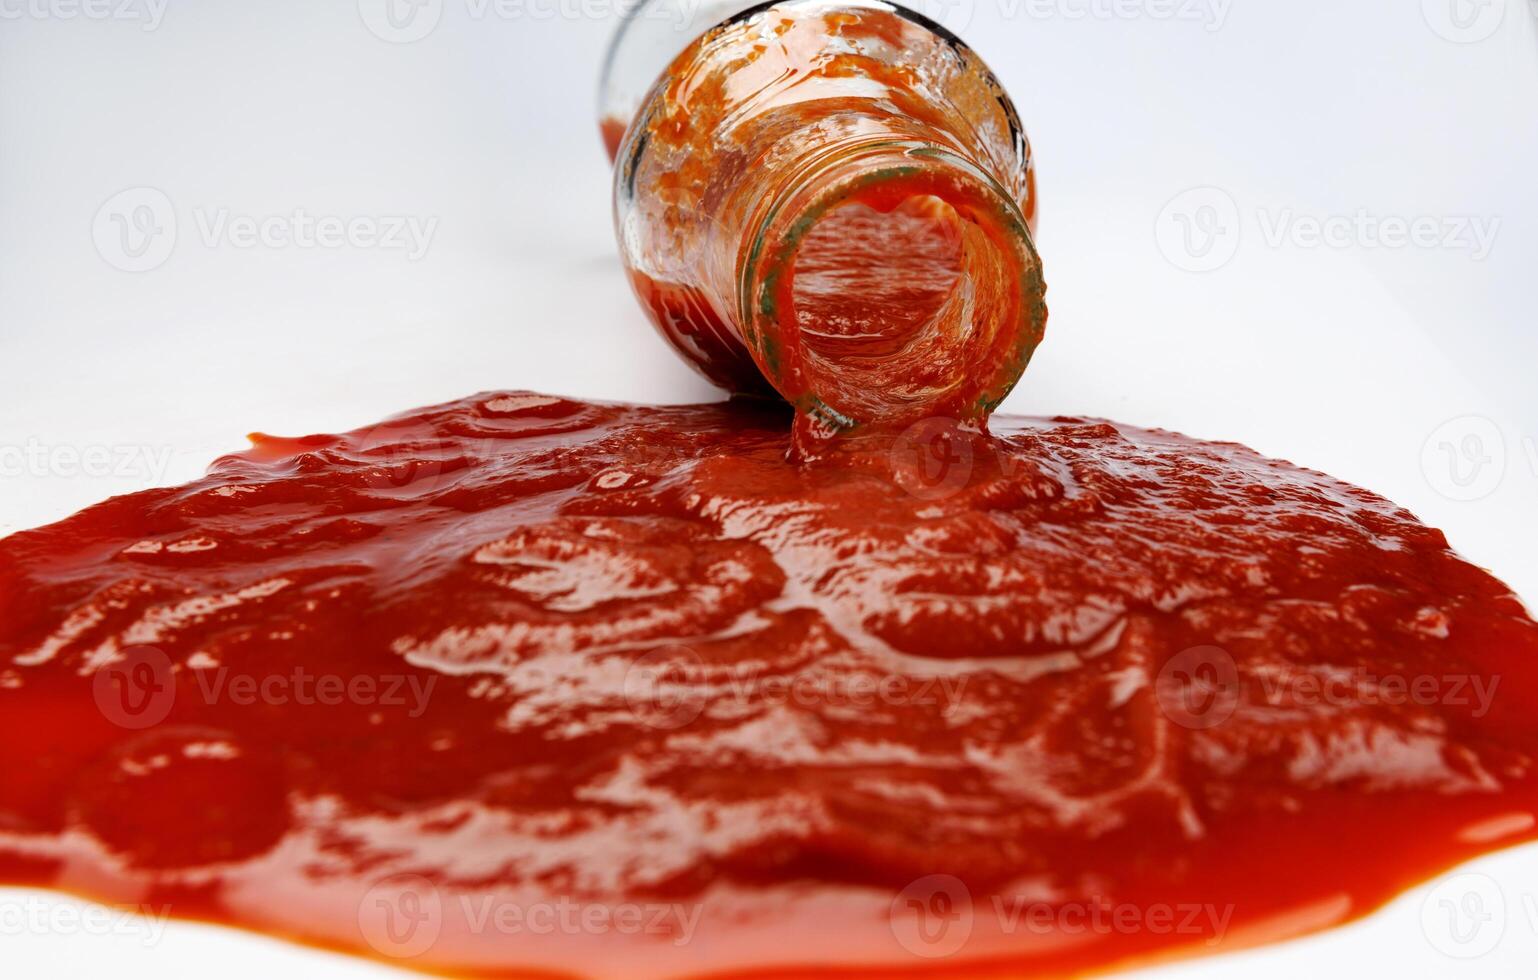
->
745;144;1045;440
792;196;965;366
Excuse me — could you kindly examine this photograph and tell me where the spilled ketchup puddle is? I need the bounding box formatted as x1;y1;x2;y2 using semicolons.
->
2;391;1536;978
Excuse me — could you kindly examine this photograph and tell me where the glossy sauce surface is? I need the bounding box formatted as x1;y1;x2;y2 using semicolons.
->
2;392;1536;978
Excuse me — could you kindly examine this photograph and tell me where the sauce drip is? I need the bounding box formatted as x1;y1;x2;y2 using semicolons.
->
1;391;1536;977
601;115;628;162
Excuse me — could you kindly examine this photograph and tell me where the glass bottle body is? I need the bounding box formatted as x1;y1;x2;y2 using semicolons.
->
608;0;1045;442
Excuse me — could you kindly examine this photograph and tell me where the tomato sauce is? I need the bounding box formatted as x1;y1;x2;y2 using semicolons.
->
2;391;1535;977
601;116;628;163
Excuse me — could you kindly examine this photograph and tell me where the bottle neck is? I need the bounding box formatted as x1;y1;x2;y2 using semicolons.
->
736;136;1046;445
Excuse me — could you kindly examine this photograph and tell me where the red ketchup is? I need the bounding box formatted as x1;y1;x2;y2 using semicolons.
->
2;392;1536;977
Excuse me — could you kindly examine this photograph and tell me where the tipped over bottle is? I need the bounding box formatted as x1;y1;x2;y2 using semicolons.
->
603;0;1046;451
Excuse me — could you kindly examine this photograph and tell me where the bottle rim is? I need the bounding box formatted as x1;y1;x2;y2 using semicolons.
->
737;137;1047;436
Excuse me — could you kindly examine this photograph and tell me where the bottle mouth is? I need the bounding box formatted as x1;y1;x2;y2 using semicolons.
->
739;139;1046;440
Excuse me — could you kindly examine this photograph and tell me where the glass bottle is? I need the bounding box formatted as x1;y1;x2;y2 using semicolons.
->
602;0;1046;451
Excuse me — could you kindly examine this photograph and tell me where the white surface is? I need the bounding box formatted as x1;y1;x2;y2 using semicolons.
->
2;0;1537;976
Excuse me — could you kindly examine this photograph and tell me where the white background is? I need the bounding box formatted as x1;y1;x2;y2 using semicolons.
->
2;0;1537;976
